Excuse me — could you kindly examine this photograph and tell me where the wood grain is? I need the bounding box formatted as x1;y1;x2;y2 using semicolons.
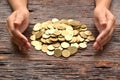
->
0;0;120;80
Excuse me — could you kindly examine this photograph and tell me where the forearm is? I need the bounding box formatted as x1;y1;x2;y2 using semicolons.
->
8;0;28;11
95;0;112;9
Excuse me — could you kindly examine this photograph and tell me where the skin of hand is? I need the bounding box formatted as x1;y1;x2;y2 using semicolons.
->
6;8;31;51
93;6;116;51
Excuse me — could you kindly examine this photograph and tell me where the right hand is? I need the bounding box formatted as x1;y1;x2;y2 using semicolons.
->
6;8;31;51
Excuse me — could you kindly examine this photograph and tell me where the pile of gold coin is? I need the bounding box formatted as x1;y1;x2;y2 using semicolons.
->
30;18;95;58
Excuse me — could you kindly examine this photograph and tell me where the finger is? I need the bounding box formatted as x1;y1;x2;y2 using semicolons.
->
6;12;16;35
12;30;28;44
100;27;114;48
12;30;31;50
93;41;100;50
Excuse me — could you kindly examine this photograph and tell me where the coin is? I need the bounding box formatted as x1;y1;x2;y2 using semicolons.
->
42;34;50;39
47;51;54;56
35;44;42;50
33;23;42;31
68;46;78;55
87;36;95;41
84;30;92;36
52;18;59;23
30;35;36;41
80;32;87;38
62;50;71;58
79;42;87;49
71;43;79;48
47;45;55;51
41;44;48;52
81;24;87;29
61;42;70;48
31;41;41;47
54;49;62;57
53;42;61;48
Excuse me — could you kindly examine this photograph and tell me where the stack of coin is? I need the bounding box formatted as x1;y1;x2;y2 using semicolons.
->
30;18;95;58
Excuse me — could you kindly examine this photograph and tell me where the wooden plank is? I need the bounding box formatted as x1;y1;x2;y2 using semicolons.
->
0;0;120;80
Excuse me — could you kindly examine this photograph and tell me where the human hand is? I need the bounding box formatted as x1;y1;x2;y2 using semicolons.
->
6;9;31;51
93;6;116;51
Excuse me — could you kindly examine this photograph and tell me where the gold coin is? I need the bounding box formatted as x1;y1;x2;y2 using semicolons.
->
85;39;90;42
62;50;71;58
32;31;39;35
58;37;65;42
47;51;54;56
47;45;55;51
71;43;79;48
33;23;42;31
65;35;73;41
61;42;70;48
80;32;87;38
50;38;58;42
41;44;48;52
59;19;68;24
73;30;79;36
54;49;62;57
68;20;81;27
54;29;61;36
47;23;54;29
77;35;84;42
30;35;36;41
42;34;50;39
31;41;41;47
79;42;87;49
61;30;68;36
68;46;78;55
80;28;87;31
35;29;45;39
52;18;59;23
66;25;73;30
81;24;87;29
84;30;92;36
87;36;95;41
53;42;61;48
35;43;42;50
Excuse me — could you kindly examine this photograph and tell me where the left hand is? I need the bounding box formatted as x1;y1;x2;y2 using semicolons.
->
93;6;116;51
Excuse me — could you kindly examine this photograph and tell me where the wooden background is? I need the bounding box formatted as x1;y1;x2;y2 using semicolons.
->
0;0;120;80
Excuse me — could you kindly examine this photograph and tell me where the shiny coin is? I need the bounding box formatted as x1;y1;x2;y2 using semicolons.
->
62;50;71;58
30;35;36;41
84;30;92;36
68;46;78;55
47;51;54;56
71;43;79;48
35;44;42;50
47;45;55;51
33;23;42;31
53;42;61;48
41;44;48;53
54;49;62;57
61;42;70;48
87;36;95;41
79;42;87;49
42;34;50;39
31;41;41;47
52;18;59;23
80;32;87;38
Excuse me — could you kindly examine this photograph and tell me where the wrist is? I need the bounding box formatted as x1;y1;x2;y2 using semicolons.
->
95;0;111;9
